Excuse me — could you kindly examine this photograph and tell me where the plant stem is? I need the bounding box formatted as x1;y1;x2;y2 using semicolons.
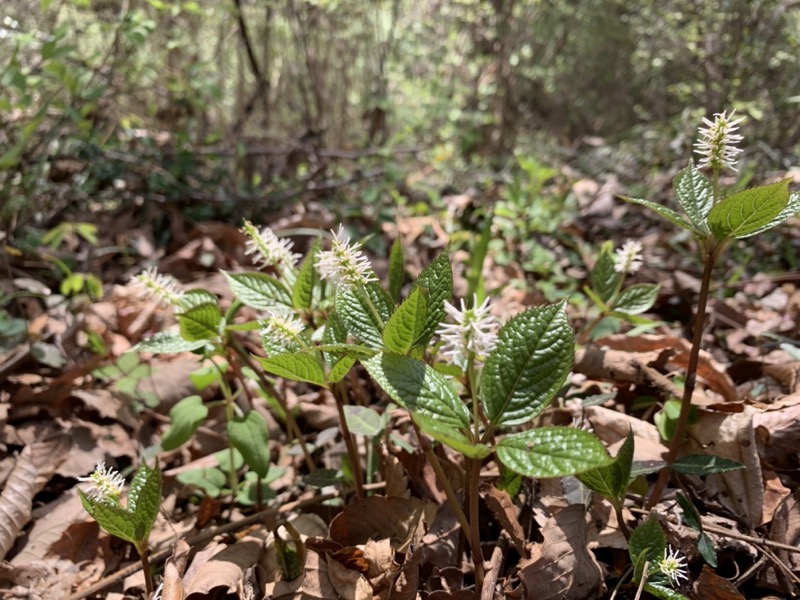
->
468;458;485;591
647;247;716;509
136;542;154;596
333;381;365;498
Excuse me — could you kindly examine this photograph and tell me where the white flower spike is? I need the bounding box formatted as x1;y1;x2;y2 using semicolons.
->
260;312;306;350
241;220;300;271
316;225;377;290
131;266;185;307
614;240;644;275
657;546;689;587
78;460;126;503
436;294;499;369
694;109;745;172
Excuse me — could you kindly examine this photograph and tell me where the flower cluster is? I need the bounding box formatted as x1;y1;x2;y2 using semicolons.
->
131;267;185;307
614;240;643;275
657;546;689;587
78;461;126;504
316;225;377;290
694;109;745;172
436;295;499;368
260;312;306;352
242;220;300;272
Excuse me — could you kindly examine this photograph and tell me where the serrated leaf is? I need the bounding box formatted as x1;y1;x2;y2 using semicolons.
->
161;395;208;451
383;287;428;354
621;196;698;234
644;583;690;600
674;164;713;232
412;251;453;346
741;189;800;237
336;285;388;348
292;240;319;309
707;179;790;240
388;237;405;303
126;461;161;542
223;271;292;310
328;356;357;383
361;353;470;430
481;302;574;428
178;302;221;341
496;427;612;478
670;454;744;475
675;492;702;531
256;350;326;386
613;283;660;315
590;244;622;304
80;491;142;543
229;411;271;478
629;515;666;582
131;330;208;354
180;289;219;308
343;405;383;436
577;429;634;504
413;413;491;459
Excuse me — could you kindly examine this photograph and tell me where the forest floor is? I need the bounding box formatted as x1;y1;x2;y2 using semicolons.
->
2;174;800;600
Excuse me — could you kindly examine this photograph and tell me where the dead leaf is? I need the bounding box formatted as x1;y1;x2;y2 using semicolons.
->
184;538;264;596
479;483;528;558
693;565;746;599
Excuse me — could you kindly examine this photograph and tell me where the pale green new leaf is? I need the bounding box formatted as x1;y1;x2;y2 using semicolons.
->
621;196;698;234
496;427;612;478
613;284;660;315
739;190;800;238
229;411;271;478
361;353;470;430
383;287;427;355
343;405;383;436
223;271;292;310
577;429;634;504
413;413;491;459
482;302;574;428
707;179;790;240
411;251;453;346
132;331;208;354
674;164;713;233
256;351;326;386
161;395;208;451
178;302;221;342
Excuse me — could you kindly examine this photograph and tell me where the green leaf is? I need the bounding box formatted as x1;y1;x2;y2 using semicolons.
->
496;427;612;478
176;467;226;497
481;302;574;428
178;302;221;342
223;271;292;310
80;490;141;544
343;405;383;436
229;411;271;478
180;289;219;308
613;284;660;315
383;287;428;354
739;189;800;238
412;250;453;346
621;196;698;234
328;355;357;383
131;331;206;354
697;531;717;568
577;429;634;504
161;395;208;451
675;492;702;530
643;583;690;600
255;351;326;386
413;413;491;459
670;454;744;475
590;243;622;304
361;353;470;430
336;284;392;348
126;461;161;542
674;164;713;233
707;179;790;240
292;240;319;310
388;237;405;303
629;515;666;582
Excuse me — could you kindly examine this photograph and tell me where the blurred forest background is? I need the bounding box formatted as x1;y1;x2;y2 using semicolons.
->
1;0;799;238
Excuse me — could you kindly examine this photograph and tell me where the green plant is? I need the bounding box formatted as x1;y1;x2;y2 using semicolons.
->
619;110;799;508
78;460;162;596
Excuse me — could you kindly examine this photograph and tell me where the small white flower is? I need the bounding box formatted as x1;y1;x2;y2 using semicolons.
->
131;267;185;307
260;312;306;350
241;220;300;271
614;240;643;275
315;225;377;290
694;109;745;172
657;546;689;587
436;295;499;368
78;461;126;503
